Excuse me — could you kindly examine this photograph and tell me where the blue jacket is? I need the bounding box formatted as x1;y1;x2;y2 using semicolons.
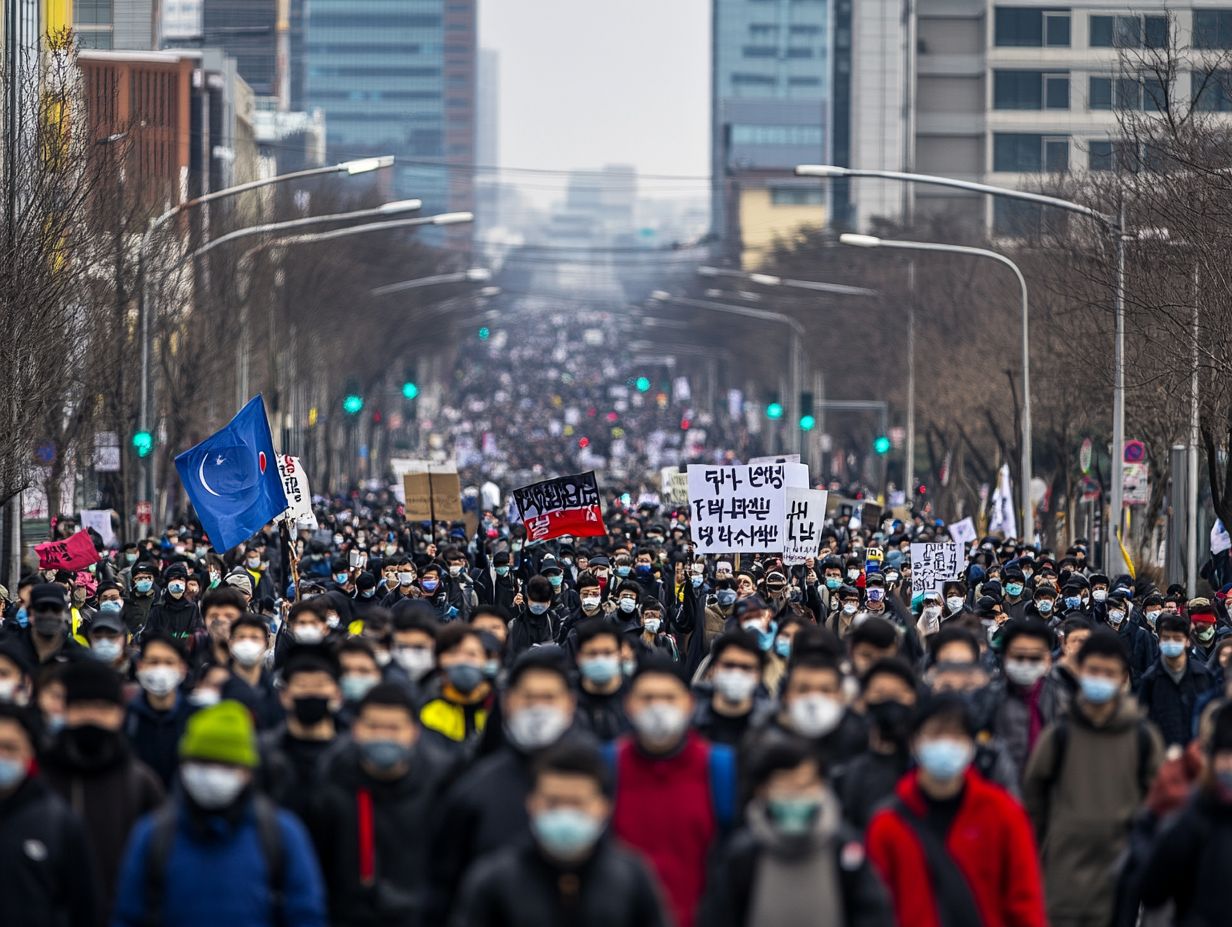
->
111;794;326;927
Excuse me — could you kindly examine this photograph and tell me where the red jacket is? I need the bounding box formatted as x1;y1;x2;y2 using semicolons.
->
611;732;717;927
866;767;1046;927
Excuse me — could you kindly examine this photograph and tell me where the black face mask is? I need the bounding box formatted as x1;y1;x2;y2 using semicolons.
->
33;611;65;637
867;700;914;744
291;696;332;726
61;723;125;768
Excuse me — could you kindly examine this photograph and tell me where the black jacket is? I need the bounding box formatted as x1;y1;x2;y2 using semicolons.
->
1141;790;1232;926
1138;657;1218;746
455;836;669;927
575;682;632;742
508;607;561;655
1114;620;1159;688
40;727;165;923
0;774;99;927
143;594;203;640
306;740;457;927
123;690;198;788
221;669;285;731
259;726;342;820
700;823;893;927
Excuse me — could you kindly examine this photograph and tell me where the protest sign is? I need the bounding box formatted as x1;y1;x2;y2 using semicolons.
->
35;530;100;571
79;509;115;547
277;455;318;530
513;471;607;541
910;542;960;597
403;467;464;523
947;516;977;548
686;462;809;553
783;488;828;565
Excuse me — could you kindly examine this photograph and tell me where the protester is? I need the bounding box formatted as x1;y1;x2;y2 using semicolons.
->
123;632;195;787
1138;611;1217;747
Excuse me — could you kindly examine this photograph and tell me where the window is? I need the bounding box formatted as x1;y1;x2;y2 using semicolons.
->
731;124;824;146
993;71;1069;110
995;7;1071;47
1092;75;1170;110
993;132;1069;172
994;199;1045;235
1194;70;1232;110
786;47;815;58
748;24;779;37
790;24;822;35
1089;76;1112;110
1090;14;1167;48
1194;10;1232;48
1089;140;1114;171
771;187;825;205
742;45;779;58
731;73;777;88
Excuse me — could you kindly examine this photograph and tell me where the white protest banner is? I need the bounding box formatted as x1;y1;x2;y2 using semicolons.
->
80;509;115;547
910;542;960;597
687;462;809;553
947;517;977;549
669;470;688;505
783;488;828;565
277;455;318;529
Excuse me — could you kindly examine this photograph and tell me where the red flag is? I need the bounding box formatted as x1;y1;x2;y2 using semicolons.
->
35;531;101;571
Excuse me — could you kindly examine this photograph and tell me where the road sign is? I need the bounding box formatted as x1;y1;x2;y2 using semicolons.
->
136;500;152;526
1123;439;1146;463
1080;475;1101;502
1122;461;1150;505
1079;437;1092;475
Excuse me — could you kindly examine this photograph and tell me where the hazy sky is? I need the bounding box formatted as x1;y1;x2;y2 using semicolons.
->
479;0;711;180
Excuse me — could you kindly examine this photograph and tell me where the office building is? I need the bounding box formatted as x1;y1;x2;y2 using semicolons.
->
74;0;156;50
711;0;831;267
303;0;476;217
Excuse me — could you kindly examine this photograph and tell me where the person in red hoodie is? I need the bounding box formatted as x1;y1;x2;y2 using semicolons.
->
866;693;1046;927
606;655;737;927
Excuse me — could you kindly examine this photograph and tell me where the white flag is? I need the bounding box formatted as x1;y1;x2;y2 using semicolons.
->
988;464;1017;538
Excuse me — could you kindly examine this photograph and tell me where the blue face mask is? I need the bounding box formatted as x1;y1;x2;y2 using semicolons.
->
15;606;28;628
99;600;123;615
1036;600;1054;615
496;566;510;577
774;637;791;659
531;808;602;860
716;589;738;608
915;739;973;781
691;576;703;588
529;602;550;616
615;566;631;577
135;579;153;595
1160;640;1186;659
548;575;563;588
825;577;842;590
1080;675;1119;704
579;655;620;686
421;579;439;594
1064;596;1081;610
0;757;26;789
1006;582;1024;597
635;564;652;576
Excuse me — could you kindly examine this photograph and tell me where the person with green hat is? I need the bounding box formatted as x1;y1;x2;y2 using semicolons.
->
111;700;326;927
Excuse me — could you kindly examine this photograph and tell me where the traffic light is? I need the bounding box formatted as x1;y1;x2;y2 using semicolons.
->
766;402;784;421
132;431;153;458
401;365;419;401
342;394;364;415
873;435;892;455
798;391;815;431
799;414;816;431
635;376;651;393
477;326;490;341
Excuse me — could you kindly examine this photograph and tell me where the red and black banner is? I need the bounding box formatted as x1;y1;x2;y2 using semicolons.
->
513;471;607;541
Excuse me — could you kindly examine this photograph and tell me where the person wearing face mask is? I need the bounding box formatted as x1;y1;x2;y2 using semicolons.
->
144;563;204;648
509;576;563;656
607;657;738;927
349;571;384;620
988;619;1067;781
418;624;494;749
85;604;131;674
123;633;194;789
867;694;1047;927
112;700;327;927
834;659;919;832
428;651;585;921
1137;611;1217;748
940;579;970;623
636;597;681;661
259;648;343;820
220;615;283;731
6;582;86;667
703;738;893;927
0;703;100;927
558;571;604;654
1140;702;1232;926
1188;597;1227;663
379;556;419;608
1086;572;1112;622
692;633;773;747
475;550;519;615
307;682;456;927
1022;629;1163;927
121;561;159;633
1102;590;1158;688
828;585;864;638
573;620;632;740
419;563;463;623
274;599;332;668
457;741;669;927
240;542;276;602
700;578;739;652
387;605;439;695
68;573;98;645
41;661;165;924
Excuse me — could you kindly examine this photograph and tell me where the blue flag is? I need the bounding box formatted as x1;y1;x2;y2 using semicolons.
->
175;395;288;553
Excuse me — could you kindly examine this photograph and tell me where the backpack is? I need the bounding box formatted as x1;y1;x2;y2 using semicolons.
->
143;796;286;927
1045;716;1155;794
601;738;737;830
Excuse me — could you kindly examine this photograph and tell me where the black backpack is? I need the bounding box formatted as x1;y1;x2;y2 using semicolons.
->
142;796;286;927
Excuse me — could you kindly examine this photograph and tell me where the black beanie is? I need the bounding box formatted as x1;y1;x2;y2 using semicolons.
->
62;661;124;706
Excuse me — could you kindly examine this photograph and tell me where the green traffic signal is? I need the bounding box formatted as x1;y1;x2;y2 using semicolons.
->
873;435;891;455
478;327;490;341
635;376;651;393
343;394;364;415
401;381;419;400
799;414;816;431
132;431;153;458
766;402;784;420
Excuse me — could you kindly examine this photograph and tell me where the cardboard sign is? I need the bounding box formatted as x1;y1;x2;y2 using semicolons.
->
512;471;607;541
403;468;464;523
910;542;960;597
35;530;101;571
947;516;977;548
687;462;809;553
79;509;115;547
783;488;828;565
277;455;318;530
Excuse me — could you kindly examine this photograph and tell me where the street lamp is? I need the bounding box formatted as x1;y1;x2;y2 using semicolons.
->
134;154;396;520
370;267;493;298
842;233;1034;540
649;290;807;456
801;163;1126;565
697;265;879;297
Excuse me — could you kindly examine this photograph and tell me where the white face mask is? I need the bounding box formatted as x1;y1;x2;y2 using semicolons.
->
505;705;571;751
946;596;965;613
137;666;185;697
713;669;758;703
643;617;662;634
393;646;435;680
581;596;601;611
842;602;858;616
632;703;689;745
180;762;248;809
1092;589;1107;603
1004;659;1048;688
293;625;325;645
188;688;221;707
398;572;415;587
788;694;844;737
230;640;266;668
